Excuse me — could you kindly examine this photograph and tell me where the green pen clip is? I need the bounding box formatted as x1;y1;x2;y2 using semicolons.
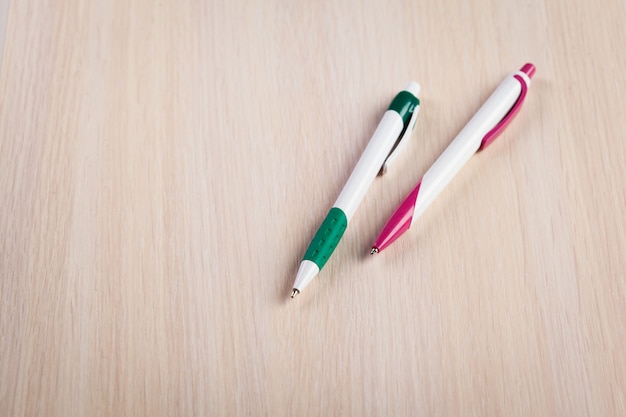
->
379;84;421;175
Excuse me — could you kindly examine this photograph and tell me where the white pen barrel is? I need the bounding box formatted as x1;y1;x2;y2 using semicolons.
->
412;74;523;222
334;110;404;221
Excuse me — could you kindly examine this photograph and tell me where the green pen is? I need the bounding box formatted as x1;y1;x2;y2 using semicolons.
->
291;82;421;298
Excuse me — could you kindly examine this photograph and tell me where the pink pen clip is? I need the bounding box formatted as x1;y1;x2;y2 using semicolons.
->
479;63;535;150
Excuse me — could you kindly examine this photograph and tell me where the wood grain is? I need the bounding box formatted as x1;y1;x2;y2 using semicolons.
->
0;0;624;416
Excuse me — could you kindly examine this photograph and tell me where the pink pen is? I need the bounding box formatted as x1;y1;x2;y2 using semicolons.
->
371;63;535;254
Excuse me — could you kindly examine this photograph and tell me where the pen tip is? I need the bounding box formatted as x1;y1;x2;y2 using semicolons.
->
290;289;300;298
370;247;379;255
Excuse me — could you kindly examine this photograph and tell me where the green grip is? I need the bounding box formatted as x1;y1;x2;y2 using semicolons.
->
303;207;348;270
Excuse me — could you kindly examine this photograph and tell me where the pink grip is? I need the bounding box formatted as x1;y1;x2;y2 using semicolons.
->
372;182;421;252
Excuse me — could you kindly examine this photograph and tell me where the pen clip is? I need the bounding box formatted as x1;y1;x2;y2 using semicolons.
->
379;99;421;176
478;74;529;151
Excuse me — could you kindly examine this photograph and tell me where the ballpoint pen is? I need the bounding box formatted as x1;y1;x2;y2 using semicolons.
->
291;82;421;298
371;63;535;254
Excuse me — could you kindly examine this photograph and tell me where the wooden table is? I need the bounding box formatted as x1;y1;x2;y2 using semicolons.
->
1;0;624;415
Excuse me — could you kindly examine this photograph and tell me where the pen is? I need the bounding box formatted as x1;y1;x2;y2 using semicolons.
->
371;63;535;254
292;82;421;297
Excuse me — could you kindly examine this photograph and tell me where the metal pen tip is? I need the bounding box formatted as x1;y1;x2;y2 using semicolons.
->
370;247;379;255
290;289;300;298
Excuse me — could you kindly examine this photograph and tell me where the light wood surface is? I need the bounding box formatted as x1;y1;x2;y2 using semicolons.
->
0;0;7;70
1;0;625;416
